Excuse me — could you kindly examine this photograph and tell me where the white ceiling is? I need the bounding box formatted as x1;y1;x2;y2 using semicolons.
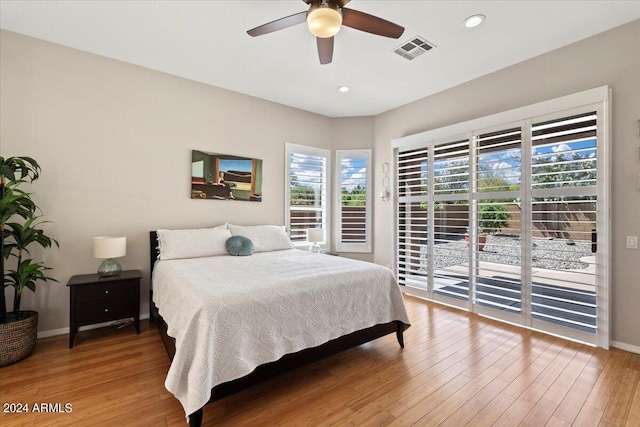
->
2;1;640;118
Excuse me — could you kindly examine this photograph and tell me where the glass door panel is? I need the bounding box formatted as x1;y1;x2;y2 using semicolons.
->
472;198;522;315
432;202;470;302
431;139;470;306
530;197;597;334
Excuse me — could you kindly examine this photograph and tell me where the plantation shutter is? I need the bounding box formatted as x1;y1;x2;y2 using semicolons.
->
285;143;330;247
396;147;429;289
471;126;522;318
431;138;471;305
335;150;371;253
529;111;599;336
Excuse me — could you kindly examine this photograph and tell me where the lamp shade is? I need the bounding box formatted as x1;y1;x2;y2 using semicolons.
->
307;3;342;38
93;236;126;259
306;228;324;243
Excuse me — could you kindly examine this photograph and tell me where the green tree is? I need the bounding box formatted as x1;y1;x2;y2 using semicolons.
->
478;175;511;192
478;204;510;234
341;185;366;207
477;173;512;234
290;185;317;206
433;160;469;194
531;150;597;201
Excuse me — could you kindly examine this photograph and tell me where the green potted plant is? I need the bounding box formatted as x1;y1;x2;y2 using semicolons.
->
0;156;58;367
478;203;510;235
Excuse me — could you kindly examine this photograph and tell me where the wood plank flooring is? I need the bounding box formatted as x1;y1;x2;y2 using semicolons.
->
1;295;638;426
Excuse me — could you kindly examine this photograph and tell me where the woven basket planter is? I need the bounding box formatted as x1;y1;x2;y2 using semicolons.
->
0;311;38;367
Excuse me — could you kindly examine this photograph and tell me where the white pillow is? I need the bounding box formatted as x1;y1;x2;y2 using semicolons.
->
228;224;294;253
157;227;232;260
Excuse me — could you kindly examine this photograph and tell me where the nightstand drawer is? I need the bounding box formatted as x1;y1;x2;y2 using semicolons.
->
75;280;138;304
76;299;137;324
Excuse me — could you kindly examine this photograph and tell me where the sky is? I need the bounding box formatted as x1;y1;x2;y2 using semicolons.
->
219;158;252;173
429;137;597;186
289;153;368;193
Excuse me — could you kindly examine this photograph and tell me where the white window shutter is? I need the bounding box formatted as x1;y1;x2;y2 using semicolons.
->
335;150;371;253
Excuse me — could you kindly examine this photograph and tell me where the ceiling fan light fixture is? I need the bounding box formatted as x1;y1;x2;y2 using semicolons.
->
307;2;342;38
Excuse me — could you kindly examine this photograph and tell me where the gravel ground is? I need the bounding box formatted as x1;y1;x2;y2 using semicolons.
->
425;235;593;271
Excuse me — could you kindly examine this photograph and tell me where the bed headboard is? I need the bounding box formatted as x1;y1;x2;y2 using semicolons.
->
149;231;159;274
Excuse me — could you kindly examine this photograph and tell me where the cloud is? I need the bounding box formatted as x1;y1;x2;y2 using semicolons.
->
290;155;325;186
552;143;571;153
503;169;521;183
492;161;512;170
491;161;521;184
341;167;367;190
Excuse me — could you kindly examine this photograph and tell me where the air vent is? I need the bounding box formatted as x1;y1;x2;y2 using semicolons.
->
393;36;435;61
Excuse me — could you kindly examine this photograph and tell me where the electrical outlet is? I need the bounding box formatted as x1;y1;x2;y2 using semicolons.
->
627;236;639;250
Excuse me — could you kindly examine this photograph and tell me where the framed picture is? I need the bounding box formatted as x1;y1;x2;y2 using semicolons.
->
191;150;263;202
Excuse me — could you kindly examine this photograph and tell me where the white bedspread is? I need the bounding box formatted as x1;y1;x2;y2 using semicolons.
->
152;249;410;417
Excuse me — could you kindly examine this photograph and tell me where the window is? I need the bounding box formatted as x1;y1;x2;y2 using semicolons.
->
191;160;204;179
285;143;330;248
393;87;610;347
335;150;372;253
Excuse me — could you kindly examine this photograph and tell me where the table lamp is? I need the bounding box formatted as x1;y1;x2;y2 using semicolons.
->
306;228;324;253
93;236;126;277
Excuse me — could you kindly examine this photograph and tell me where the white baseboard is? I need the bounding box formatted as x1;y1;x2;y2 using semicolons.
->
611;340;640;354
37;313;151;339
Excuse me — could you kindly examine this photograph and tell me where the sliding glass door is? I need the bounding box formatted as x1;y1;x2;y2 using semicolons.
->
395;94;609;347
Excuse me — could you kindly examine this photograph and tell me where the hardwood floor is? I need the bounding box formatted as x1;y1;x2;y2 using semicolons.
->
1;295;639;426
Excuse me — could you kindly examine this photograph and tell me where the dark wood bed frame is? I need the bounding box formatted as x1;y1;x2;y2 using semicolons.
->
149;231;407;427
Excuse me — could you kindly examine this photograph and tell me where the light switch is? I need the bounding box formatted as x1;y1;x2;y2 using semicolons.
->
627;236;639;250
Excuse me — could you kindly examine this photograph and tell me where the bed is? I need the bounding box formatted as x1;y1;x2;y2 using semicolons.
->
149;226;410;426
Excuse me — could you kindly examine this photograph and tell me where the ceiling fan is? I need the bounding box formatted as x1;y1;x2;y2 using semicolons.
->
247;0;405;65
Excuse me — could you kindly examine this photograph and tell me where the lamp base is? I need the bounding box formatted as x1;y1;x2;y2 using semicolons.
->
98;258;122;277
309;242;322;254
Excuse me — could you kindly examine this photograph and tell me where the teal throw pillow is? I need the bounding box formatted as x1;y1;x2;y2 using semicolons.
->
226;236;254;256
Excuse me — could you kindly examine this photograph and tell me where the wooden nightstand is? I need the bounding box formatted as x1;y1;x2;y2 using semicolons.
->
67;270;142;348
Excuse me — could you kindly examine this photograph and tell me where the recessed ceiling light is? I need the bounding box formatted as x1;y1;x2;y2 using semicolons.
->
338;86;350;93
464;14;486;28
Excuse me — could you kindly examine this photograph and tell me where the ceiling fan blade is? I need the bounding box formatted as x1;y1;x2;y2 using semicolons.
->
341;8;404;39
317;37;334;65
247;11;307;37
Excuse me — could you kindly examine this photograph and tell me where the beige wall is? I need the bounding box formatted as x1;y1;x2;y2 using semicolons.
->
0;30;344;334
373;20;640;348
